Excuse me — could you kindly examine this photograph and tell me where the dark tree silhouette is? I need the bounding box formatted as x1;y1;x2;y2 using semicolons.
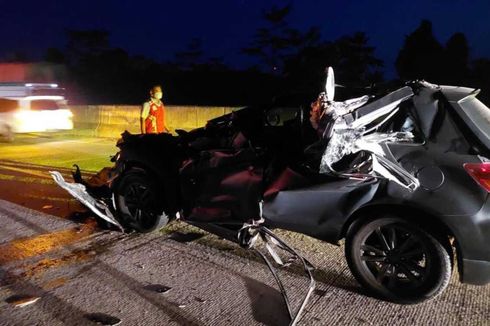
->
52;29;283;105
175;37;204;70
242;4;320;73
63;30;153;103
44;47;65;64
444;32;470;83
334;32;383;84
66;29;110;65
396;20;444;81
471;58;490;105
284;32;383;93
395;20;489;104
3;51;30;62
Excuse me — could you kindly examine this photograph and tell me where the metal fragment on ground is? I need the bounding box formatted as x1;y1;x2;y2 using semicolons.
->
6;294;40;307
84;313;122;325
143;284;172;293
194;296;206;303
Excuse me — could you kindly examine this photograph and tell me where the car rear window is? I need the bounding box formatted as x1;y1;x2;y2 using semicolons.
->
30;100;60;110
0;98;18;112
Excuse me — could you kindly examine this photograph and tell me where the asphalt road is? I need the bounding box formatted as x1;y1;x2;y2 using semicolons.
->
0;134;489;326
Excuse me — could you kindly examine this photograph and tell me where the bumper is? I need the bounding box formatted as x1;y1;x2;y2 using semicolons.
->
444;196;490;285
461;259;490;285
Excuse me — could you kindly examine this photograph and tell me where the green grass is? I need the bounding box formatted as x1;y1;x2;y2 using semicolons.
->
0;133;117;172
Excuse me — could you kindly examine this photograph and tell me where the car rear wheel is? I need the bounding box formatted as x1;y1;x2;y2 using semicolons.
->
345;216;452;304
115;169;169;233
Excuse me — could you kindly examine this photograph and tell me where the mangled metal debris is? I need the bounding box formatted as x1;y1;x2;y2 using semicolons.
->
50;171;124;231
142;284;172;293
238;219;316;326
6;294;40;307
318;68;420;190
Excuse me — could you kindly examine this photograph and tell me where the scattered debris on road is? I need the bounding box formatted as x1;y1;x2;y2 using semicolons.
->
142;284;172;294
194;296;206;303
84;313;122;326
5;294;40;307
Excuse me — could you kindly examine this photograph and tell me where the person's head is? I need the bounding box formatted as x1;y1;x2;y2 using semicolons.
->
150;85;163;100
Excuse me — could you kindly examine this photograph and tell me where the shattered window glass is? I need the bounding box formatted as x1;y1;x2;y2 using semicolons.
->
318;88;421;191
319;126;362;174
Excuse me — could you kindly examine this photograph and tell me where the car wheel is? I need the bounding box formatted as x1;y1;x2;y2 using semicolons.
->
1;125;14;142
115;169;169;233
345;216;452;304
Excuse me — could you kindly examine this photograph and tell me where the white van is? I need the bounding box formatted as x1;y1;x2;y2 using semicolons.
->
0;83;73;140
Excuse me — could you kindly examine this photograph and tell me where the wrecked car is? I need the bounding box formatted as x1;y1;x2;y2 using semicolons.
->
52;68;490;314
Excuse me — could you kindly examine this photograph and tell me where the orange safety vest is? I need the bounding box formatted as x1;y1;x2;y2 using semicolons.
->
145;100;165;133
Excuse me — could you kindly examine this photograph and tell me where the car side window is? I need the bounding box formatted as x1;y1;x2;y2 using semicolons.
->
30;100;60;110
0;98;19;113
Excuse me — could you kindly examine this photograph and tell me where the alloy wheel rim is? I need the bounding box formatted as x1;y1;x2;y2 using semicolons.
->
124;183;156;226
359;224;431;290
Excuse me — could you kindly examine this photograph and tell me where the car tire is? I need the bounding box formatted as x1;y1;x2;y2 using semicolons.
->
115;169;169;233
1;125;14;142
345;215;452;304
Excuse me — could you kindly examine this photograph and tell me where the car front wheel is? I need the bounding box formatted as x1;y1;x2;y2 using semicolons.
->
345;216;452;304
115;169;169;233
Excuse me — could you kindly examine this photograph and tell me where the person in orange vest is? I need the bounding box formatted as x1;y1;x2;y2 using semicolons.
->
141;85;169;133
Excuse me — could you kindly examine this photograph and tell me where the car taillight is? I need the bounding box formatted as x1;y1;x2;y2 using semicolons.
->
464;163;490;192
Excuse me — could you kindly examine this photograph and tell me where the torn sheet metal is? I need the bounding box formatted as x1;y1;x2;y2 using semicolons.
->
50;171;124;231
330;95;371;117
319;83;420;191
238;221;316;326
371;154;420;191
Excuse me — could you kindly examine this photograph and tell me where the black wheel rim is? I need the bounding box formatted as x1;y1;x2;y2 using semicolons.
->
359;223;431;291
123;182;158;229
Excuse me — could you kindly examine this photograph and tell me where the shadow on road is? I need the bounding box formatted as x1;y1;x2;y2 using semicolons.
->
242;275;290;326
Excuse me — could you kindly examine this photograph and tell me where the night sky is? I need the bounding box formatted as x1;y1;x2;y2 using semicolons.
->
1;0;489;78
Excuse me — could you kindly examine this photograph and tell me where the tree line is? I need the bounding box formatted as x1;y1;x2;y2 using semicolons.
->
2;5;489;106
